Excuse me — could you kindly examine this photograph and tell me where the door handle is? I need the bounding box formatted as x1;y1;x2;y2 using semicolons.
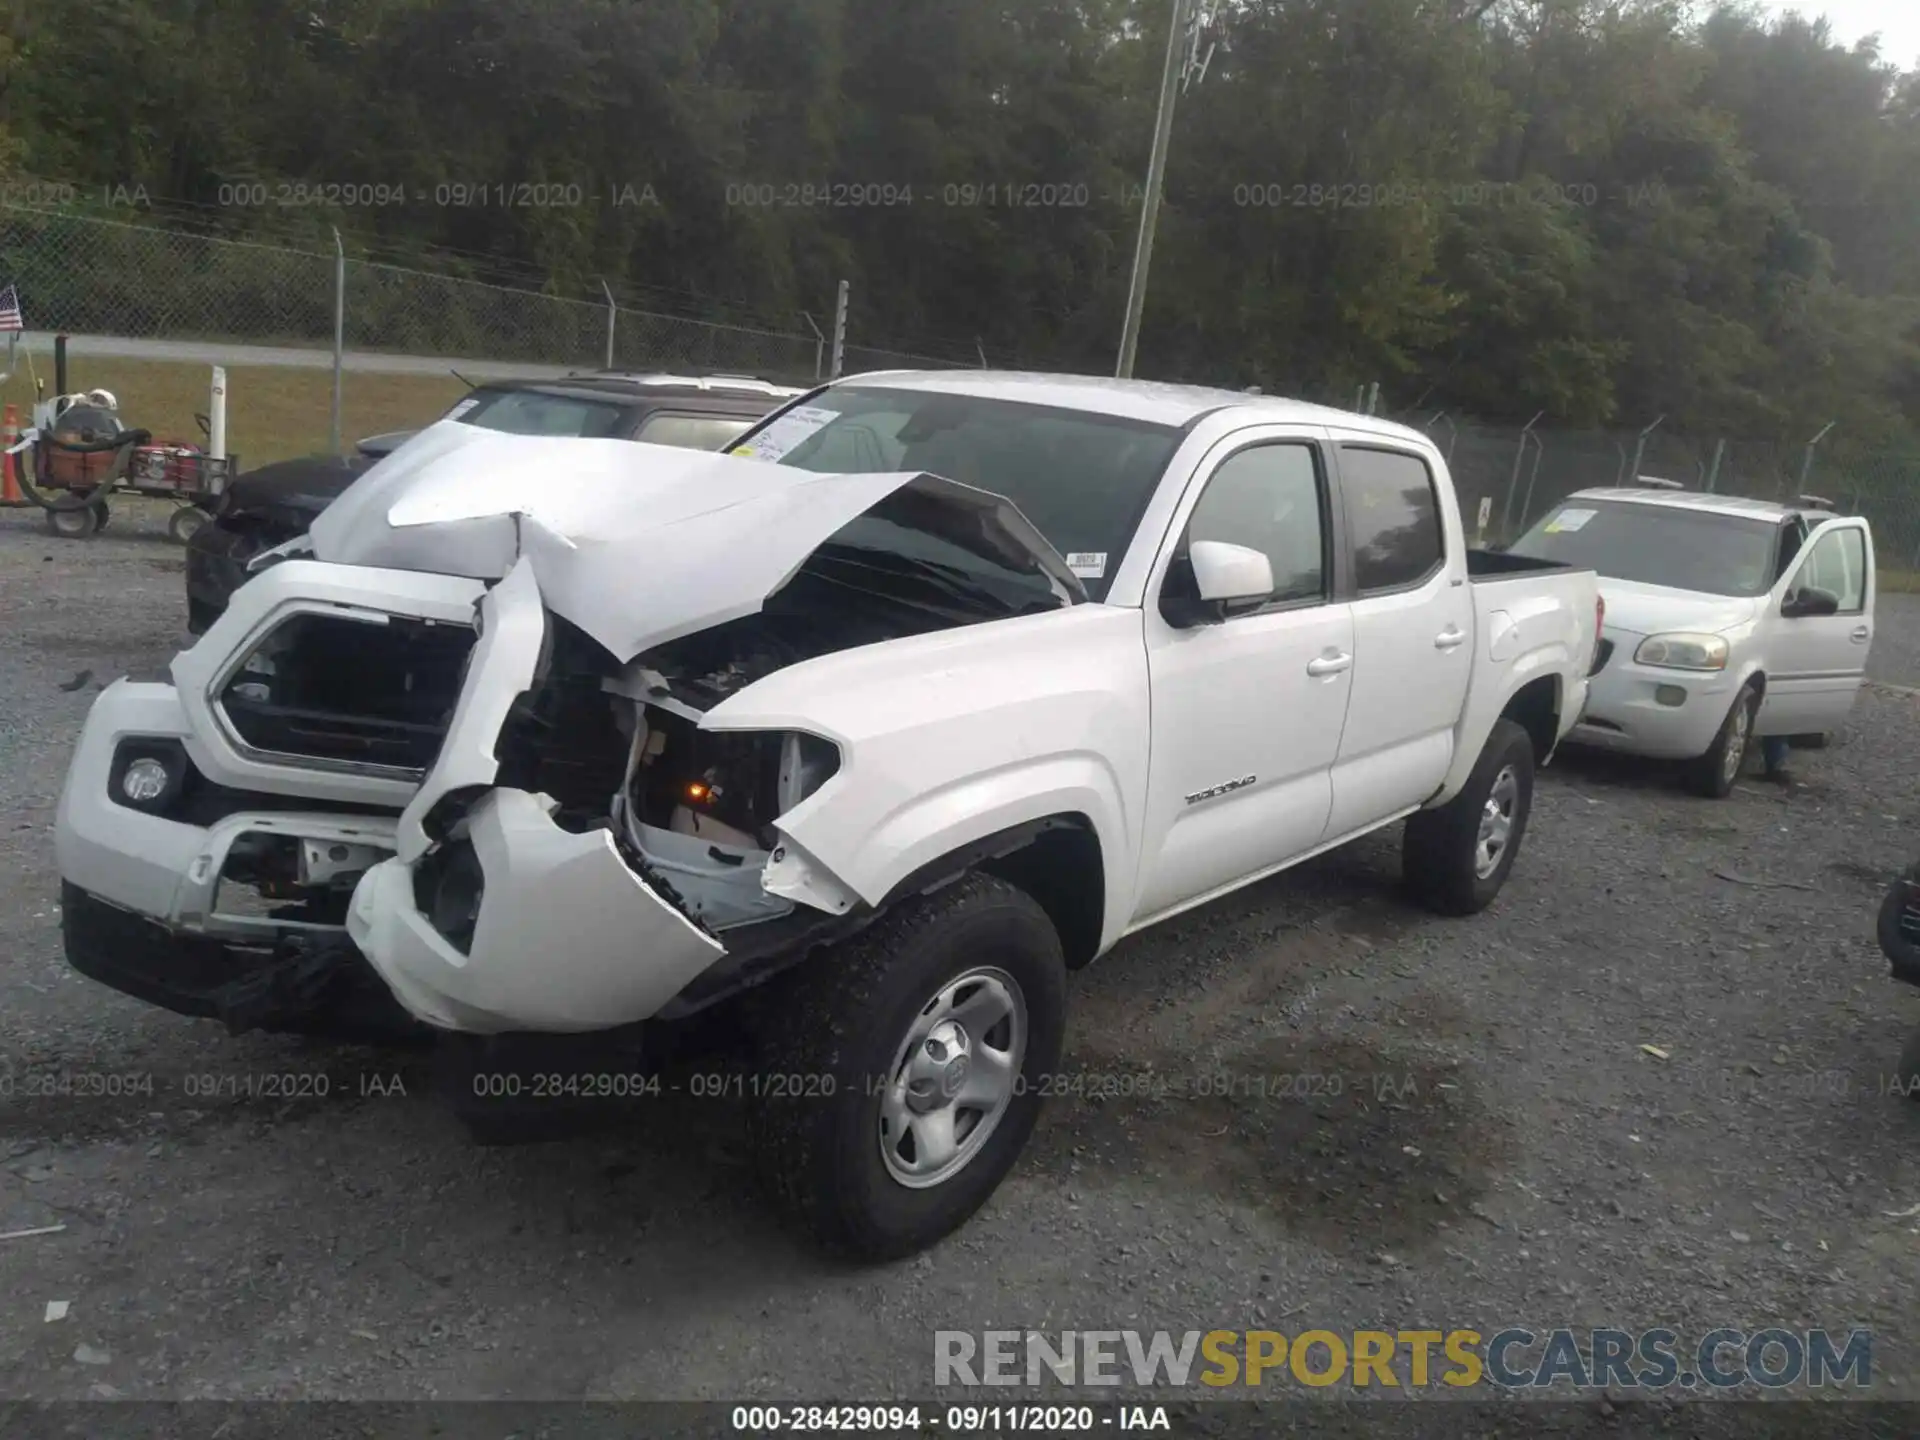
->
1852;625;1871;643
1435;626;1466;651
1306;652;1352;677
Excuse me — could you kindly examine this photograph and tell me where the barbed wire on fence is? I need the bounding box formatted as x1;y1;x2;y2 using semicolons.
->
0;202;996;385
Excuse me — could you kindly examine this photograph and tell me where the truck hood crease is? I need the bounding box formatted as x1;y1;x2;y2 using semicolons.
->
307;421;1083;661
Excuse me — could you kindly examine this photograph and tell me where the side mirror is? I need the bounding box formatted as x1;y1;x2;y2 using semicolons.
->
1782;586;1840;618
1191;540;1275;605
1160;541;1275;629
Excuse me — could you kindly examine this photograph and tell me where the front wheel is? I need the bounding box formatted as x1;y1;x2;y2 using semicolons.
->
1402;717;1536;917
1686;681;1760;799
744;872;1066;1261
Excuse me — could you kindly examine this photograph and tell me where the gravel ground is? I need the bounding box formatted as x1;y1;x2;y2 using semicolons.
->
2;499;1918;1414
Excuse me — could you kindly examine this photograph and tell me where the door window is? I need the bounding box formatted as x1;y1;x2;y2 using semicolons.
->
1796;527;1867;612
1182;443;1327;607
1337;446;1445;594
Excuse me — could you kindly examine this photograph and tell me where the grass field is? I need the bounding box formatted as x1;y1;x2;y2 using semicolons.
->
0;357;466;470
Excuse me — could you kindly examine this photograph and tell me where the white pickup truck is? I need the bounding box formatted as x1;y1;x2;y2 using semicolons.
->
56;372;1600;1259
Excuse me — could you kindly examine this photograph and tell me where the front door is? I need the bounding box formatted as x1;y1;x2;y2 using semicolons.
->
1133;434;1355;925
1759;517;1875;736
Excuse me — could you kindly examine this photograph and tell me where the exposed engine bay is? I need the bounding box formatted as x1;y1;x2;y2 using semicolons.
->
490;566;1014;934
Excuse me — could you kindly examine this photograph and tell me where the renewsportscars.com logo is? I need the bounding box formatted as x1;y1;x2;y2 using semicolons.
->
933;1328;1873;1391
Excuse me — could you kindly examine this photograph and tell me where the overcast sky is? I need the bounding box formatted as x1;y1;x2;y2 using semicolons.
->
1739;0;1920;68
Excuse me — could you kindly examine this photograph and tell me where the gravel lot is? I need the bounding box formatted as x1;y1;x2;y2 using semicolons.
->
2;499;1918;1415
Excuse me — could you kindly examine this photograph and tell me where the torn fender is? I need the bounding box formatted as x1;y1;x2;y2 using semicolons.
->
392;554;547;862
348;788;725;1034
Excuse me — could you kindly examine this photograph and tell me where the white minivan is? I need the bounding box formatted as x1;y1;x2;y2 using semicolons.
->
1508;486;1875;796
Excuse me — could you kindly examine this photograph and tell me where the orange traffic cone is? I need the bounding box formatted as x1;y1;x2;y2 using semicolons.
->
0;403;24;506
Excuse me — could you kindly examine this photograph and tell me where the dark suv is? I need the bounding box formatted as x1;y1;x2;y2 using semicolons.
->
184;372;804;633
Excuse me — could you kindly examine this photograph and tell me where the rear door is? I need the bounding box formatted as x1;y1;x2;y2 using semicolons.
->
1759;516;1875;736
1322;438;1474;838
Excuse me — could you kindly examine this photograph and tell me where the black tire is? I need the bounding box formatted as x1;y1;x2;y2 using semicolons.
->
1877;881;1920;982
167;506;207;545
1686;681;1760;799
45;505;98;539
92;500;110;532
744;871;1066;1262
1402;717;1535;917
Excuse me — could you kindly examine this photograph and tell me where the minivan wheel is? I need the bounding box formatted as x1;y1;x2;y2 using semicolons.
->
1687;681;1760;799
745;872;1066;1261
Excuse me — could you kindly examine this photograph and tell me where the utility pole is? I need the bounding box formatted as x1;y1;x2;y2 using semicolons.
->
1116;0;1215;379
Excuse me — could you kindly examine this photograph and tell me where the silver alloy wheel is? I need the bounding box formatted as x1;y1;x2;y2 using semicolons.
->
1474;765;1519;880
1722;697;1752;785
878;966;1027;1190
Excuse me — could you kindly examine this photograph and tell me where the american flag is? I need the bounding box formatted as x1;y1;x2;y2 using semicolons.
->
0;285;24;332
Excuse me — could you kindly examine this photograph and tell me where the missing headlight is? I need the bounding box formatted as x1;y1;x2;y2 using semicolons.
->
625;711;840;851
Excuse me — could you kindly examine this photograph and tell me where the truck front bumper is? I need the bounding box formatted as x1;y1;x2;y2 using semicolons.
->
55;679;416;1034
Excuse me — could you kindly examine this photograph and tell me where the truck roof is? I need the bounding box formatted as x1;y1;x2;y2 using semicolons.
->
1563;487;1809;523
844;369;1431;441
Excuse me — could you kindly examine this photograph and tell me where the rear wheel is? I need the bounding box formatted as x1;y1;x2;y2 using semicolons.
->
1686;681;1760;799
1403;718;1536;917
745;872;1066;1261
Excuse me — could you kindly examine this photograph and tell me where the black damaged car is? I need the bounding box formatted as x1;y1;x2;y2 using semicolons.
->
184;372;802;633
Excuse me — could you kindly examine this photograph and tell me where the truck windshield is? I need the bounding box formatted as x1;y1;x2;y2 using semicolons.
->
741;385;1184;601
1509;499;1780;597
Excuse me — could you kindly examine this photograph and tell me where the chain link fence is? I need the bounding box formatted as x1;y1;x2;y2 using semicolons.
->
7;203;1919;546
0;203;979;385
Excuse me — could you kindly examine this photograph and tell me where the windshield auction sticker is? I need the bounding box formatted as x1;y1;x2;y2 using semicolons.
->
1543;507;1595;534
730;405;841;461
1065;552;1107;578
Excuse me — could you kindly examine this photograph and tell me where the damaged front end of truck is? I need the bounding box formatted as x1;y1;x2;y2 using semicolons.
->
302;428;1085;1040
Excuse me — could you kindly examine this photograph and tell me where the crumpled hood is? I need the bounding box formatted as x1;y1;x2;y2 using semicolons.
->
306;418;1084;660
1594;576;1760;638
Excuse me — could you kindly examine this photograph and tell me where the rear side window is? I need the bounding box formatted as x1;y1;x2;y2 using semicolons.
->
1338;446;1444;594
456;389;629;438
635;412;756;450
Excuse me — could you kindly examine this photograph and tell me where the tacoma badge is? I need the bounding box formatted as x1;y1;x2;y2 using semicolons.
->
1185;774;1255;805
